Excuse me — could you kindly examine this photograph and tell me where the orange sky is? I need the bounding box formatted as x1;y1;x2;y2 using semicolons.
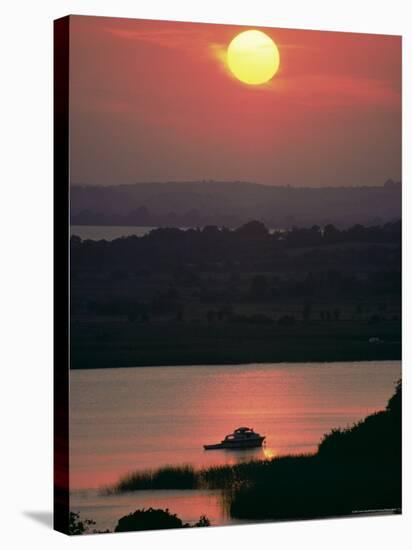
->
69;15;401;187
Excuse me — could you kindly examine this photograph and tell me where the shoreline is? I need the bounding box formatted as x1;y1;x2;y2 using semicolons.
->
70;356;401;370
70;319;401;369
70;357;401;371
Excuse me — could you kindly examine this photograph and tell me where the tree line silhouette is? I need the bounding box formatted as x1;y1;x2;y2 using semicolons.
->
71;220;400;271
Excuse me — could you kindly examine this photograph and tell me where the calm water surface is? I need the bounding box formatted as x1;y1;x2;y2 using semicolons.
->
70;361;400;530
70;225;157;240
70;225;284;241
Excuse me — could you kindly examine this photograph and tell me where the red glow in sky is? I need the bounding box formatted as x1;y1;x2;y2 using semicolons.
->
69;16;401;187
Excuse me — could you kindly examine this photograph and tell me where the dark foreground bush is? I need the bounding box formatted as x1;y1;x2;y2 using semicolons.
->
115;508;185;531
68;511;110;535
69;511;96;535
114;508;210;532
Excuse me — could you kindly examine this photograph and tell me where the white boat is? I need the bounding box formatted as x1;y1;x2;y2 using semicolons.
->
203;427;265;450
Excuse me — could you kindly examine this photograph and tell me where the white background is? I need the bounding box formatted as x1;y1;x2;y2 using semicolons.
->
0;0;410;548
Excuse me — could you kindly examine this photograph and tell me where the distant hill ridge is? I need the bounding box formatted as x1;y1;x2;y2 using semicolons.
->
71;180;401;228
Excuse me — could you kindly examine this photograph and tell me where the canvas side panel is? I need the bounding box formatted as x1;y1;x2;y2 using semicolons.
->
53;15;70;535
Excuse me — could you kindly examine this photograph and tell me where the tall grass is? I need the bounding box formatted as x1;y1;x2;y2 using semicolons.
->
111;465;197;492
110;455;312;493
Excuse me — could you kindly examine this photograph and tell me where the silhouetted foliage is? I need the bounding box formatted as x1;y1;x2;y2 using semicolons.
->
230;381;401;520
193;515;211;527
115;508;185;531
114;508;210;532
318;380;401;462
71;221;401;276
69;512;96;535
235;220;269;240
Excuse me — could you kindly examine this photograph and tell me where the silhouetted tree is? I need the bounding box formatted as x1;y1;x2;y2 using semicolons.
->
235;220;269;239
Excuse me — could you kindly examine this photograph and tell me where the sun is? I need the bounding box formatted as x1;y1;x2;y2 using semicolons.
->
227;30;280;85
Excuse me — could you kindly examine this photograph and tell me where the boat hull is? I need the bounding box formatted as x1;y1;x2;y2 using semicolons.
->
204;436;265;450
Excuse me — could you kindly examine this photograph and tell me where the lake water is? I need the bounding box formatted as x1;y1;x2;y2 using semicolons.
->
70;225;158;240
70;361;400;531
70;225;285;241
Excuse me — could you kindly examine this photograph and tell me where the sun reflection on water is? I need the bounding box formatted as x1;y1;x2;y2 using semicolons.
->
262;447;277;460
